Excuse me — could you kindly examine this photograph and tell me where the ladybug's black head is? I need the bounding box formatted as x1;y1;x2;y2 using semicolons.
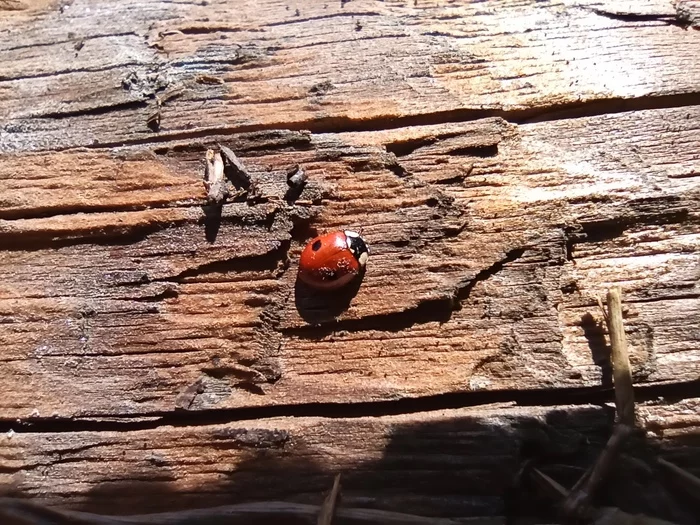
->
344;230;369;267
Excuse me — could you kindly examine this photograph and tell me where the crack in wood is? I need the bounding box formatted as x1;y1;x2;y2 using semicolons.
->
264;10;382;27
12;91;698;154
586;6;694;29
37;99;150;120
1;379;698;435
0;61;145;83
142;241;291;284
564;199;695;260
0;218;185;252
0;199;198;222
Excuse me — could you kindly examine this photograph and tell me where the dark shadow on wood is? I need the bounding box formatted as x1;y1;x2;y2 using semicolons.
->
55;406;698;524
580;313;613;388
293;268;366;326
201;204;223;243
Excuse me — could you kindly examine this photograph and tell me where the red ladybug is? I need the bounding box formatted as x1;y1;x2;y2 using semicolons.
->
298;230;369;290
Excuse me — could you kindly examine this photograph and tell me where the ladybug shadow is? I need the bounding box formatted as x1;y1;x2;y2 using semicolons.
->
293;268;366;325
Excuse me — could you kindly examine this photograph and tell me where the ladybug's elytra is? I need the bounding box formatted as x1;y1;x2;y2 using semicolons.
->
298;230;369;290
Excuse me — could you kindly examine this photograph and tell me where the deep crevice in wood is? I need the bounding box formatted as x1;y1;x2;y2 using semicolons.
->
0;220;184;252
37;99;150;120
587;7;694;29
21;92;700;153
151;240;290;283
564;201;695;259
0;379;697;435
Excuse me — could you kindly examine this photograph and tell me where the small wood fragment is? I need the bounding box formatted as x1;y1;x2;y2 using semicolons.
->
219;144;252;190
317;473;342;525
174;377;205;410
157;86;186;105
203;149;229;205
195;74;224;85
146;109;161;132
285;164;308;202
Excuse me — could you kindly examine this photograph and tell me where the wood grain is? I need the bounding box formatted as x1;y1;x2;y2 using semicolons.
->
1;105;699;418
2;0;700;151
1;0;699;521
1;401;699;520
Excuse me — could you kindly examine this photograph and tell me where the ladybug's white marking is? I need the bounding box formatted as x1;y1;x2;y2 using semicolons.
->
344;230;360;253
358;251;368;267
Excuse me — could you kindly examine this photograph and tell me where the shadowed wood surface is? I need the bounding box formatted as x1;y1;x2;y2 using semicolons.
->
0;0;699;522
2;401;699;521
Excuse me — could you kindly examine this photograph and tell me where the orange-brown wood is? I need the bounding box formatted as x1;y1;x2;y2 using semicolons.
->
0;0;699;521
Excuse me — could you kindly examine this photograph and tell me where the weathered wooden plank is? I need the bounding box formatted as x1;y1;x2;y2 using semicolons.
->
2;0;700;151
0;105;698;418
1;1;699;522
1;400;698;521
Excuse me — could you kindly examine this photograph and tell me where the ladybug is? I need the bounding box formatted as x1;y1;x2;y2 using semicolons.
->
298;230;369;290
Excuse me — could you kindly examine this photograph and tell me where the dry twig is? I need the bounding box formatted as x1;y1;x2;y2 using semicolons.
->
219;144;252;190
605;287;635;426
530;468;681;525
318;473;342;525
562;423;636;518
656;457;700;502
0;498;464;525
562;287;637;518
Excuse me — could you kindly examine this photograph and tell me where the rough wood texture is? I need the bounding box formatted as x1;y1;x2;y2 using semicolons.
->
1;106;698;418
2;0;700;152
1;401;699;522
1;0;699;522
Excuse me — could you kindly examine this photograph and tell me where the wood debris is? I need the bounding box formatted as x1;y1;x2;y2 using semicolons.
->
203;149;229;205
219;144;252;191
317;473;342;525
521;287;695;524
285;163;308;202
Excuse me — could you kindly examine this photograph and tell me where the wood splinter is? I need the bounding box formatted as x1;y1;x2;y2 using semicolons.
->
317;473;342;525
656;457;700;503
219;144;252;191
203;149;229;205
285;164;308;202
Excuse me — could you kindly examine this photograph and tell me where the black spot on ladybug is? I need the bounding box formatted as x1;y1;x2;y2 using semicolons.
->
312;240;322;251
